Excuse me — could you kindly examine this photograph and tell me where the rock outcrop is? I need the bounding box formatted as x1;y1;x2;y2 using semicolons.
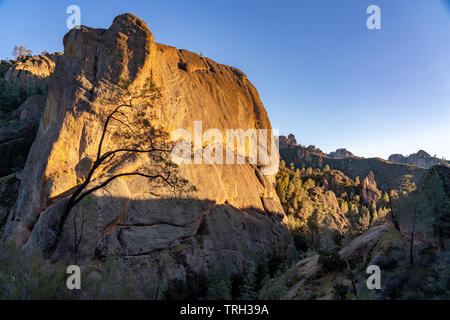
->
279;133;298;147
388;150;449;168
264;225;389;300
320;169;355;196
2;14;290;296
360;171;381;204
279;134;327;158
4;53;60;89
328;148;354;159
279;139;427;191
315;188;350;233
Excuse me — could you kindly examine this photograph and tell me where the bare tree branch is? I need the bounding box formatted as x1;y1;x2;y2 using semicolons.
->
73;172;172;207
47;78;194;259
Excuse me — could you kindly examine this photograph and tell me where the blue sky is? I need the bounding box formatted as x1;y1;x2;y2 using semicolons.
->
1;0;449;159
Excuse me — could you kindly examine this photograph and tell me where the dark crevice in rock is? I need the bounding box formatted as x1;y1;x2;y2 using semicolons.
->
254;166;266;188
117;221;189;228
178;60;187;72
195;214;209;237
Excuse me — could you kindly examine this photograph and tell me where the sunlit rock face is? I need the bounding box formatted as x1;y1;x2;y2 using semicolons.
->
388;150;449;169
3;14;291;291
328;148;354;160
5;53;60;88
360;171;381;204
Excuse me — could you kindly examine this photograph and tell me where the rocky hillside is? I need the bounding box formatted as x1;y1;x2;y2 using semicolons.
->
276;162;390;254
389;150;449;169
0;14;292;299
279;134;427;191
262;165;450;300
0;54;60;177
0;14;446;302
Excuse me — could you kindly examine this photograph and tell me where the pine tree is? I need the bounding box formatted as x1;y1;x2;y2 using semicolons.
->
289;162;295;171
339;199;349;215
294;168;300;179
275;170;290;204
399;174;416;195
398;191;433;265
358;206;371;230
303;178;315;190
420;167;450;241
239;260;257;300
207;258;232;300
320;226;337;254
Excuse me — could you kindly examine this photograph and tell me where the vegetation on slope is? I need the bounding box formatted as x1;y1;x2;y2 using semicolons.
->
0;56;48;117
276;160;391;254
280;143;427;191
264;165;450;300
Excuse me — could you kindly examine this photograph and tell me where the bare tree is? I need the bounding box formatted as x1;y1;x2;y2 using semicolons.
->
49;78;194;257
12;45;32;59
345;260;358;297
73;207;88;264
386;182;400;232
379;165;400;232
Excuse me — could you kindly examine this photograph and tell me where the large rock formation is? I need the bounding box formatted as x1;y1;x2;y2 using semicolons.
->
1;14;290;296
388;150;449;168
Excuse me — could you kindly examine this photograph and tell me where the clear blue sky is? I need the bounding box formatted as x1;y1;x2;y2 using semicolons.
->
1;0;449;159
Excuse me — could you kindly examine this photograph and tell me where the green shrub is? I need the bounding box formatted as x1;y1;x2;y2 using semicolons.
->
318;252;346;272
292;232;309;252
0;60;13;77
0;242;137;299
0;78;47;114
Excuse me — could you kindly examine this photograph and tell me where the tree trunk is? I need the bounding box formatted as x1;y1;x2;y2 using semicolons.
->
409;210;416;265
346;261;358;297
387;183;400;231
46;200;74;258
